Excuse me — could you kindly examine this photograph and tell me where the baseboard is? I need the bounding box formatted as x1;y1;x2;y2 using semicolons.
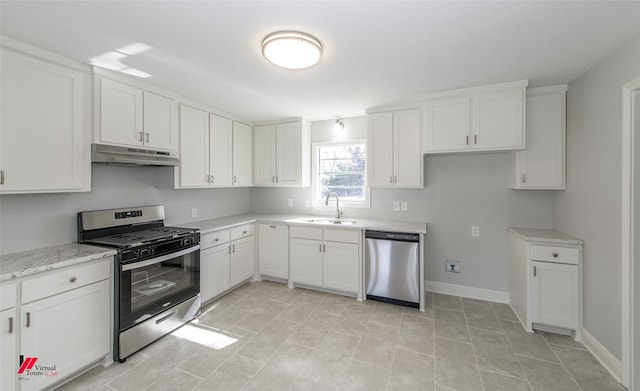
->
581;328;622;383
424;280;509;304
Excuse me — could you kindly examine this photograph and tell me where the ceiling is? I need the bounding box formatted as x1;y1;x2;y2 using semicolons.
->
2;1;640;123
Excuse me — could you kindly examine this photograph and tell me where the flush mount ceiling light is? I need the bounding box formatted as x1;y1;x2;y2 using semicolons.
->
261;31;323;70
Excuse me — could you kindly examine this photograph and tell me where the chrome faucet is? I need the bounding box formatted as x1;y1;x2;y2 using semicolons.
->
325;192;343;219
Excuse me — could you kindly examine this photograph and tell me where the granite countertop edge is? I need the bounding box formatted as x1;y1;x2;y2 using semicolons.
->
508;226;584;245
1;244;117;282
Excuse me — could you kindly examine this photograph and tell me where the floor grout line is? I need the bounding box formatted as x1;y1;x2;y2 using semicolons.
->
461;296;487;391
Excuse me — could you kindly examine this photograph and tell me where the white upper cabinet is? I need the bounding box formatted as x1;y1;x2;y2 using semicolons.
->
232;121;253;186
509;85;566;189
97;77;178;153
209;113;233;187
253;120;310;187
1;47;90;194
367;108;423;188
176;105;209;188
423;80;527;153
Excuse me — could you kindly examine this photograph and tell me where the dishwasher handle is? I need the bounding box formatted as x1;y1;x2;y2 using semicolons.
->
365;230;419;242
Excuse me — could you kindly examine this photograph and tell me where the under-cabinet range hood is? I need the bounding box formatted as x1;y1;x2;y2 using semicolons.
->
91;144;180;166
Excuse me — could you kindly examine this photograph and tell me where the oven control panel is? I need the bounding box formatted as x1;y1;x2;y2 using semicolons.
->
115;210;143;219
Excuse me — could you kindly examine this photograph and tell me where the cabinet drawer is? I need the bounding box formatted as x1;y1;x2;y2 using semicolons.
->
290;226;323;240
21;259;111;304
0;283;16;311
231;224;255;241
323;228;360;244
201;230;230;250
530;245;579;265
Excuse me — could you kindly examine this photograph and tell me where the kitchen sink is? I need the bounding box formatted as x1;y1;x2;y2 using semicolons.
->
290;218;358;225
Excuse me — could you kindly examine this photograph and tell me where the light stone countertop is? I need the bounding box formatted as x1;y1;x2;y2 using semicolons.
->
179;213;428;235
508;227;583;245
0;243;117;282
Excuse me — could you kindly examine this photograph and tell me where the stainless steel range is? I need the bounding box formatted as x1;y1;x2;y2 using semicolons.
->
77;205;200;362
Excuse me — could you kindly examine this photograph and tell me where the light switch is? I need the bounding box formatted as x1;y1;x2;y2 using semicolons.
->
287;199;294;207
401;202;408;211
393;201;400;211
472;226;480;237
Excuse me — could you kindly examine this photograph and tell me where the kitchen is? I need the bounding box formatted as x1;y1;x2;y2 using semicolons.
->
1;1;639;391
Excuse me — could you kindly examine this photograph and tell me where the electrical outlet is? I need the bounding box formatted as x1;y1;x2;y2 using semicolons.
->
401;201;408;211
393;201;400;211
304;200;311;208
287;199;293;207
472;226;480;237
445;259;460;273
191;208;198;218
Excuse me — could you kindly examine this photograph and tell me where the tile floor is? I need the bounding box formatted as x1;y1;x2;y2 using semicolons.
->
58;281;625;391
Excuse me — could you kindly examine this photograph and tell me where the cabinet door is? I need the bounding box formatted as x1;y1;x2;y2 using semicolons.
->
513;90;565;189
143;91;178;152
258;224;289;279
232;121;253;186
276;122;302;186
229;236;255;287
177;105;209;188
20;280;109;391
200;244;230;303
209;114;233;187
1;50;86;193
394;109;423;187
530;261;579;329
290;238;323;287
472;88;524;150
99;78;143;147
1;307;17;391
423;96;471;152
323;241;359;293
253;124;276;186
367;112;395;188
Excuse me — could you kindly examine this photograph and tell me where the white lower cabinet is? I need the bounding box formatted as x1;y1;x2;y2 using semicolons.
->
530;260;579;329
258;224;289;280
200;225;255;303
508;228;582;339
290;227;359;295
0;258;111;391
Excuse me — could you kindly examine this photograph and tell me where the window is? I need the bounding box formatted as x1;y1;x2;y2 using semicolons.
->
313;141;369;207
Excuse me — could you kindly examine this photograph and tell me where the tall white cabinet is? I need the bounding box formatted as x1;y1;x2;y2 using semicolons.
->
423;80;527;153
253;120;311;187
0;45;90;194
509;85;566;189
508;227;583;340
367;108;423;188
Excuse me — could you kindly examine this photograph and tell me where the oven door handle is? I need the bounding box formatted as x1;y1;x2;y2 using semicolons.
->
122;245;200;271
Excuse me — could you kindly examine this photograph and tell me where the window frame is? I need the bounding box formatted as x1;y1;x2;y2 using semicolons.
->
311;140;370;209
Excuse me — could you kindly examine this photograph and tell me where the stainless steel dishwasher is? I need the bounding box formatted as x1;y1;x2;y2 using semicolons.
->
365;230;420;308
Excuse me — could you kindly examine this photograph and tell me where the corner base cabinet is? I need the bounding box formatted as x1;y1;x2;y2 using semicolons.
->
0;257;112;391
508;228;583;340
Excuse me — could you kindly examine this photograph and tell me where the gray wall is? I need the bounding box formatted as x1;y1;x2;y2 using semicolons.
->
553;33;640;361
0;164;251;254
251;118;555;293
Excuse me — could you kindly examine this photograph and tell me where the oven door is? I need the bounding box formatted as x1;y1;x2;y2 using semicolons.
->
119;245;200;331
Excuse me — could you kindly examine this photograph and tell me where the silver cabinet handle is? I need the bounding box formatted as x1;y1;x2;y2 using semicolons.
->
8;317;13;334
323;244;326;252
0;170;4;185
232;244;236;253
69;276;77;283
552;252;558;258
272;176;275;183
214;238;219;242
276;176;279;183
390;176;393;184
233;175;237;184
466;135;469;145
521;173;526;183
474;134;477;144
319;244;322;252
145;132;150;142
228;246;232;254
269;225;277;228
242;230;247;234
25;312;31;328
139;132;144;142
533;266;537;277
394;175;397;183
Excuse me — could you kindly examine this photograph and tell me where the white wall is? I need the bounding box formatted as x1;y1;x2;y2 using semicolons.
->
0;164;251;254
553;32;640;361
251;118;555;293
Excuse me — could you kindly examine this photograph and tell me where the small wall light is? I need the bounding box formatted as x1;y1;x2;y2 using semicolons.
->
333;120;344;132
